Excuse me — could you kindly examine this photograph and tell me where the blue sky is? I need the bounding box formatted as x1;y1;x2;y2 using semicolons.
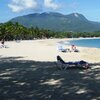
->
0;0;100;23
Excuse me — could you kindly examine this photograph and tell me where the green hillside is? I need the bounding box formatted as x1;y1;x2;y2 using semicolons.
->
10;12;100;32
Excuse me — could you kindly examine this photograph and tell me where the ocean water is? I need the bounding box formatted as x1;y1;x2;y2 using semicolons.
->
66;38;100;48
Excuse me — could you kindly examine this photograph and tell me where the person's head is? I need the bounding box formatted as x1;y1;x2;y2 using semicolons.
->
57;55;65;63
57;55;61;60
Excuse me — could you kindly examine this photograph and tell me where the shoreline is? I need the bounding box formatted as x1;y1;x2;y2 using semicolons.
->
64;37;100;49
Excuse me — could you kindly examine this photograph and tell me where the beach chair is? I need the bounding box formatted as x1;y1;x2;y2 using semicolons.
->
74;49;79;52
73;60;89;69
56;56;68;70
57;45;67;52
0;44;8;48
56;55;89;70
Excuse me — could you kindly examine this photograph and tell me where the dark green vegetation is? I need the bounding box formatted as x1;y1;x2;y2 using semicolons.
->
10;12;100;32
0;57;100;100
0;22;100;41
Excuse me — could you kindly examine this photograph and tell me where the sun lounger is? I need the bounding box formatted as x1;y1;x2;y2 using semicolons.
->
56;55;89;70
58;47;67;52
56;56;67;70
73;49;79;52
0;45;9;48
57;44;67;52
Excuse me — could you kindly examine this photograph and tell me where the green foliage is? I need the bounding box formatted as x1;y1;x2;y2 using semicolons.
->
0;22;100;41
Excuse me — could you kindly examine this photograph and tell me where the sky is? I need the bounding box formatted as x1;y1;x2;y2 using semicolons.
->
0;0;100;23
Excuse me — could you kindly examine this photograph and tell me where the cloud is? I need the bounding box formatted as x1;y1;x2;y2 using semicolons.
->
8;0;60;12
44;0;59;10
8;4;23;12
8;0;38;12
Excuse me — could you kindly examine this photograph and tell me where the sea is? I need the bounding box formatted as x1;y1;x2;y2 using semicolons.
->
64;38;100;48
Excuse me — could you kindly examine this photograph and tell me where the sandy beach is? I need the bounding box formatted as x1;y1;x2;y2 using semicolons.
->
0;39;100;100
0;38;100;63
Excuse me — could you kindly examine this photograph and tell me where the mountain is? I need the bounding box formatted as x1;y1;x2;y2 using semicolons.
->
9;12;100;32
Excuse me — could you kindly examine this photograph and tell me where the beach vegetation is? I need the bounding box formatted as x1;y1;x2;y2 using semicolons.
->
0;22;100;40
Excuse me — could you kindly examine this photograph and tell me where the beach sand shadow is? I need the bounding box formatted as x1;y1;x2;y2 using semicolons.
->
0;57;100;100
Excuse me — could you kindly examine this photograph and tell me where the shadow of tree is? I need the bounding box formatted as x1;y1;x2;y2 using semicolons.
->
0;57;100;100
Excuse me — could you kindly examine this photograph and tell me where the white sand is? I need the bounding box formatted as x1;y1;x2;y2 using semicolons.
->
0;38;100;63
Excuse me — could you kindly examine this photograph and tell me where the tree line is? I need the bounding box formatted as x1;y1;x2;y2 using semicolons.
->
0;22;100;41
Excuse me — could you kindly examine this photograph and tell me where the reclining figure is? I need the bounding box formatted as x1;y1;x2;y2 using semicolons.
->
56;55;89;70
